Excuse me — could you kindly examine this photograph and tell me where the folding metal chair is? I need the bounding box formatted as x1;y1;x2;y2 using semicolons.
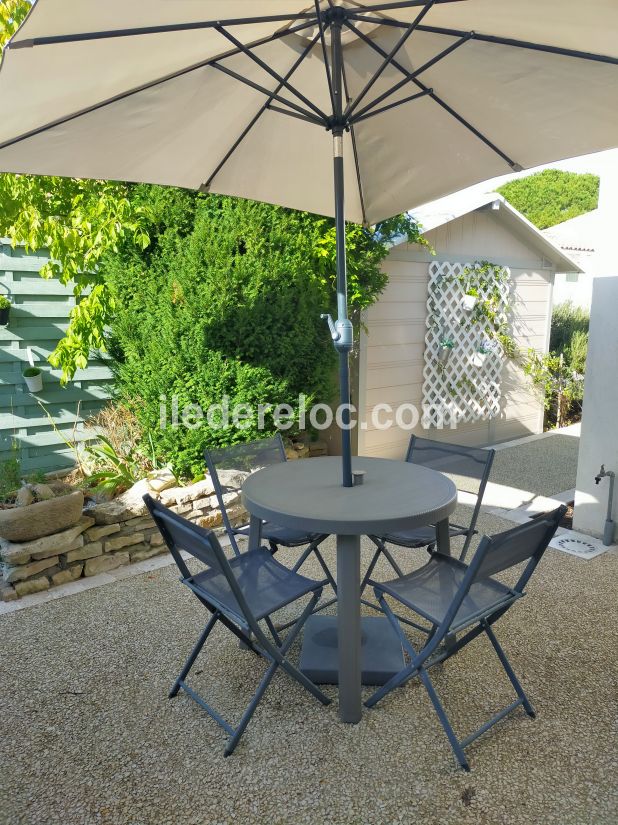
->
205;435;334;591
365;505;566;770
362;436;495;593
144;494;331;756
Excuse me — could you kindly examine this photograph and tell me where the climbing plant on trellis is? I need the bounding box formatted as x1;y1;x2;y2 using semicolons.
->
421;260;512;428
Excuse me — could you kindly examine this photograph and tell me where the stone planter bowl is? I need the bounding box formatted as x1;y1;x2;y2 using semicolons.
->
0;490;84;542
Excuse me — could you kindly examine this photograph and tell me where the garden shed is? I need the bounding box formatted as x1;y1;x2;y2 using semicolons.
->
356;192;581;459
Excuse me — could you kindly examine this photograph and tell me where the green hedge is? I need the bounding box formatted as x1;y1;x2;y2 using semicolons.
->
103;186;420;476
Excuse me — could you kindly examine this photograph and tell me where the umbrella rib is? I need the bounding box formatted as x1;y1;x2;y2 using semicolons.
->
346;20;520;169
210;62;324;123
344;0;436;120
0;20;317;154
314;0;336;112
8;14;318;49
350;15;618;66
264;105;325;126
215;25;329;122
202;32;322;191
346;0;464;11
350;32;472;123
341;56;368;226
350;87;432;123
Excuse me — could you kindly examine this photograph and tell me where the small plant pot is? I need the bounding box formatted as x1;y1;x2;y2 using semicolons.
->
472;352;489;368
23;369;43;393
0;306;9;326
461;294;477;312
438;347;452;364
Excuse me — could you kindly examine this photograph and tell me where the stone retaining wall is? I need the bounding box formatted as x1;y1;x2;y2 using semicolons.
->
0;471;247;602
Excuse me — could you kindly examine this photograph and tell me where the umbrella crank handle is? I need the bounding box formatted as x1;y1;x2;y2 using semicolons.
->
321;314;353;354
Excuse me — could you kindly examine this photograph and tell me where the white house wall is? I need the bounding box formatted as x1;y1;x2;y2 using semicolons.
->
358;208;552;459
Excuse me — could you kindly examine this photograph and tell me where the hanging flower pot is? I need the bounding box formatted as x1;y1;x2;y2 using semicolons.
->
472;339;495;368
0;295;10;326
437;339;454;363
23;367;43;393
461;291;478;312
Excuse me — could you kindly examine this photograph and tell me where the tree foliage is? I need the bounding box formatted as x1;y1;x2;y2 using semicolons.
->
497;169;599;229
104;186;421;476
0;2;152;379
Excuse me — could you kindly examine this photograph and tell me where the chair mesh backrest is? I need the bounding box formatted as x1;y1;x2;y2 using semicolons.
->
144;493;225;574
406;436;493;496
472;507;563;583
206;434;286;477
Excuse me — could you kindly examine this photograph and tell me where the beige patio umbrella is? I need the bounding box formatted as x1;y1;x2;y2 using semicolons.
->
0;0;617;486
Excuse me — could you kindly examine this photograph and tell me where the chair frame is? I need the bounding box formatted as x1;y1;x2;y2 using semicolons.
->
361;436;495;600
144;494;331;756
365;506;566;770
205;434;336;601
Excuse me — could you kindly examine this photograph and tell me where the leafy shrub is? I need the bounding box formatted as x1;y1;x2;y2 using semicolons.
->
523;301;590;428
550;300;590;354
0;295;10;309
497;169;599;229
102;187;421;477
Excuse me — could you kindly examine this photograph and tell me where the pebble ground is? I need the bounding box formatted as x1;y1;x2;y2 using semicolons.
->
1;510;616;825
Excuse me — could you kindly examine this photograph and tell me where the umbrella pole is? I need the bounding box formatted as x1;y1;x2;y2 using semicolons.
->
331;14;354;488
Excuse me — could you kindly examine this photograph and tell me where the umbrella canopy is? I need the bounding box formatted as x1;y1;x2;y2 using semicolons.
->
1;0;617;485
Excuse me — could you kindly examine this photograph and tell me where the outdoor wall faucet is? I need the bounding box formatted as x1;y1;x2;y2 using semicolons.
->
594;464;615;545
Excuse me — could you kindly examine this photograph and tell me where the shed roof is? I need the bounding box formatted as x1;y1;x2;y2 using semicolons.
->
541;209;598;253
399;191;582;273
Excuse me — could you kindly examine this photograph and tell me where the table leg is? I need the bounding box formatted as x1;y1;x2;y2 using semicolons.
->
435;518;455;650
337;534;362;724
248;514;262;551
435;518;451;556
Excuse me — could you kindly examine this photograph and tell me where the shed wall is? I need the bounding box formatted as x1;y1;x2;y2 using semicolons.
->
358;208;553;459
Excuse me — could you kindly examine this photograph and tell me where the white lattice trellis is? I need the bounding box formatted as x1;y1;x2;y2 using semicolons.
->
421;261;511;428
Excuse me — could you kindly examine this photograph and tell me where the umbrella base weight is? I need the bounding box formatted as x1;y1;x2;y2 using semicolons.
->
299;615;404;686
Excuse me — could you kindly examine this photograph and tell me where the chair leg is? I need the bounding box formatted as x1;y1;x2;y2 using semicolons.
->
418;666;470;771
484;622;535;717
264;615;282;647
224;658;279;756
169;611;219;698
359;545;382;595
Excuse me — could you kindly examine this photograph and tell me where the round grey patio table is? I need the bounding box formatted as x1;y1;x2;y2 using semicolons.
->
242;456;457;723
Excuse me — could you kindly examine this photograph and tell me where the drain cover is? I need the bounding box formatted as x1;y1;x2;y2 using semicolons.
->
555;536;597;555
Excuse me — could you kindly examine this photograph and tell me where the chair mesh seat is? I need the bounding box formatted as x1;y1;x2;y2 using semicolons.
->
381;523;468;548
235;521;315;546
192;548;322;622
379;555;515;631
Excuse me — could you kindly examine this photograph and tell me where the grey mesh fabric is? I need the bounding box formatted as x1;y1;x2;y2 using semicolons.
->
378;554;515;632
406;437;492;495
381;523;467;547
206;435;285;476
192;547;322;622
234;522;311;545
472;516;556;582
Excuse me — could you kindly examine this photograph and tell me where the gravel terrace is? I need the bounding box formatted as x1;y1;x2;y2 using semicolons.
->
490;434;580;497
1;507;616;825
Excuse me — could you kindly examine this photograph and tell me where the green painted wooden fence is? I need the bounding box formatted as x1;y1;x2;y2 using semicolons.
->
0;240;113;473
